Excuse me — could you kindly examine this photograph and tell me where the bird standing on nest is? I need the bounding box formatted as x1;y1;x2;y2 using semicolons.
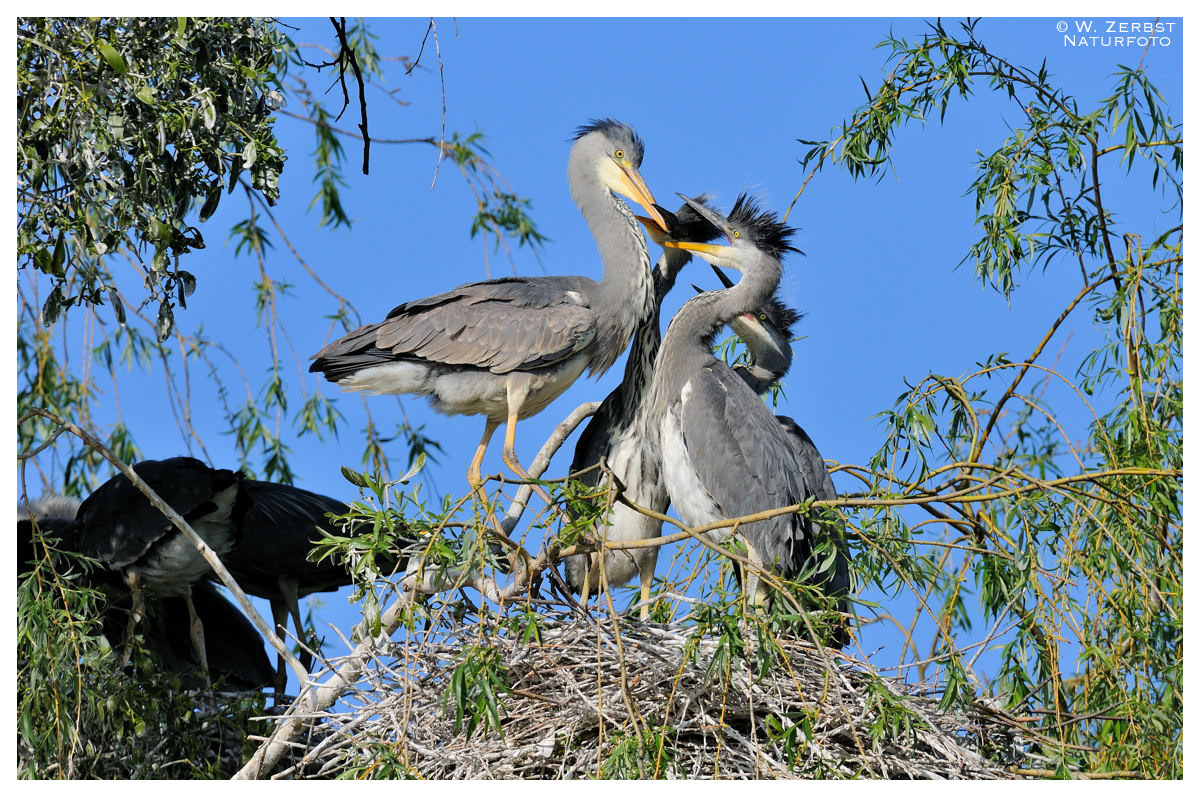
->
309;120;670;498
645;194;847;629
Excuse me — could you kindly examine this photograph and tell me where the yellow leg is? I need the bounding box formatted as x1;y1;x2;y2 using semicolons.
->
639;555;655;621
468;419;500;493
501;408;554;506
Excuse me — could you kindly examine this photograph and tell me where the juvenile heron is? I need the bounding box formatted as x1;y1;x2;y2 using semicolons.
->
646;194;845;619
309;119;669;493
18;495;273;689
74;457;242;670
563;197;721;616
219;479;407;693
708;266;851;641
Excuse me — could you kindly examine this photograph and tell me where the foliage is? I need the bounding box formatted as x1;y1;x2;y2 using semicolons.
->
18;17;547;497
794;18;1182;777
17;521;268;778
17;17;287;334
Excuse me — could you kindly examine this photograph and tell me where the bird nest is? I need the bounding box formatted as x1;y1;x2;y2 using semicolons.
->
283;611;1035;779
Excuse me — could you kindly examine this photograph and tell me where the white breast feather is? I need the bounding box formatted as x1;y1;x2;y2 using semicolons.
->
660;393;723;541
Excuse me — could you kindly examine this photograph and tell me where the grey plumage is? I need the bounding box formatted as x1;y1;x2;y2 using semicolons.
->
310;120;668;491
647;194;846;639
723;283;851;642
563;197;721;610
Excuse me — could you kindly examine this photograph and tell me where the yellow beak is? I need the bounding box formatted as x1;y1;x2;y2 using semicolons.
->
616;163;668;231
662;241;724;255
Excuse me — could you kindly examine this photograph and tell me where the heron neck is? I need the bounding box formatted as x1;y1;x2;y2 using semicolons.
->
570;167;655;377
607;250;688;428
650;252;782;409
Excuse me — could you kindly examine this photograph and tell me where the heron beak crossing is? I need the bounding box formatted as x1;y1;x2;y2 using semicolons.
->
633;214;668;240
615;162;669;231
662;240;725;255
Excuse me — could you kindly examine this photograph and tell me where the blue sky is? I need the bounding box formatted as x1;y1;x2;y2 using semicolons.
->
40;17;1184;686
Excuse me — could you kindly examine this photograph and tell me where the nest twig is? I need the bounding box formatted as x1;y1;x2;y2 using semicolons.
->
275;611;1034;779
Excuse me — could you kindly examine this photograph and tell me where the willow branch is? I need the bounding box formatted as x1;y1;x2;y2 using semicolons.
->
18;407;308;690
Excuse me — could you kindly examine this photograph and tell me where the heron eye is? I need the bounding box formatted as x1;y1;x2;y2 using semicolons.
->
614;149;625;160
759;313;768;321
732;230;741;239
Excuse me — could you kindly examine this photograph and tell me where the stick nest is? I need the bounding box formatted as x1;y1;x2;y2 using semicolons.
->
285;612;1034;779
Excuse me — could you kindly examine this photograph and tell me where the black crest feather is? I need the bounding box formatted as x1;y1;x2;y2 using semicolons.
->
570;118;645;164
727;193;801;259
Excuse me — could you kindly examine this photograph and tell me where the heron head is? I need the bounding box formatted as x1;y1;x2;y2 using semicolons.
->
662;192;800;270
695;265;802;379
570;119;667;229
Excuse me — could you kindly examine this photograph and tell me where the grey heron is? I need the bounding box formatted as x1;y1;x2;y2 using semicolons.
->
707;266;851;642
646;193;846;624
309;119;670;495
74;457;242;671
562;197;722;617
19;495;274;689
220;479;407;693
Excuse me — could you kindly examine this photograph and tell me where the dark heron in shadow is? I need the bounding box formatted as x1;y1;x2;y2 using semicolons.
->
219;478;410;694
309;119;671;497
19;495;273;689
73;457;242;671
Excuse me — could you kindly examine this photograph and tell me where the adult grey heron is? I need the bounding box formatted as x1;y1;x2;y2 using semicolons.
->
74;457;242;670
18;495;274;689
309;119;669;494
646;193;846;626
562;197;721;617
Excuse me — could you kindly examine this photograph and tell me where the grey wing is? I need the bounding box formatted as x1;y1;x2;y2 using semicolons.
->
775;416;836;501
676;365;821;575
775;415;851;600
311;277;598;376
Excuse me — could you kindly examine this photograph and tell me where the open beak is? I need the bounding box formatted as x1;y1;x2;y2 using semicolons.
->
709;264;735;288
676;192;735;242
633;215;668;238
615;163;668;231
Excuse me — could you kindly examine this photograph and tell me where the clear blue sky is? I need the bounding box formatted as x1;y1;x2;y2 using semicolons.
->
65;17;1183;684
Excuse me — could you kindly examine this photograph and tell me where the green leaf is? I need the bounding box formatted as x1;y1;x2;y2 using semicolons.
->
97;40;128;75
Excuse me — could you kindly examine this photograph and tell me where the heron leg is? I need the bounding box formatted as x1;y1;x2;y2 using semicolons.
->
184;586;210;683
501;379;554;506
285;583;313;674
745;543;769;610
467;418;500;494
638;551;657;621
579;565;592;613
120;569;144;666
271;599;290;701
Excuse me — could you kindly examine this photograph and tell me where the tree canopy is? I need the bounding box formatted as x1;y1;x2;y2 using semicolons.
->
17;17;1181;780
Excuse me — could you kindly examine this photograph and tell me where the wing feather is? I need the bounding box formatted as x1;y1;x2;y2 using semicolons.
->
676;365;821;575
312;278;599;378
